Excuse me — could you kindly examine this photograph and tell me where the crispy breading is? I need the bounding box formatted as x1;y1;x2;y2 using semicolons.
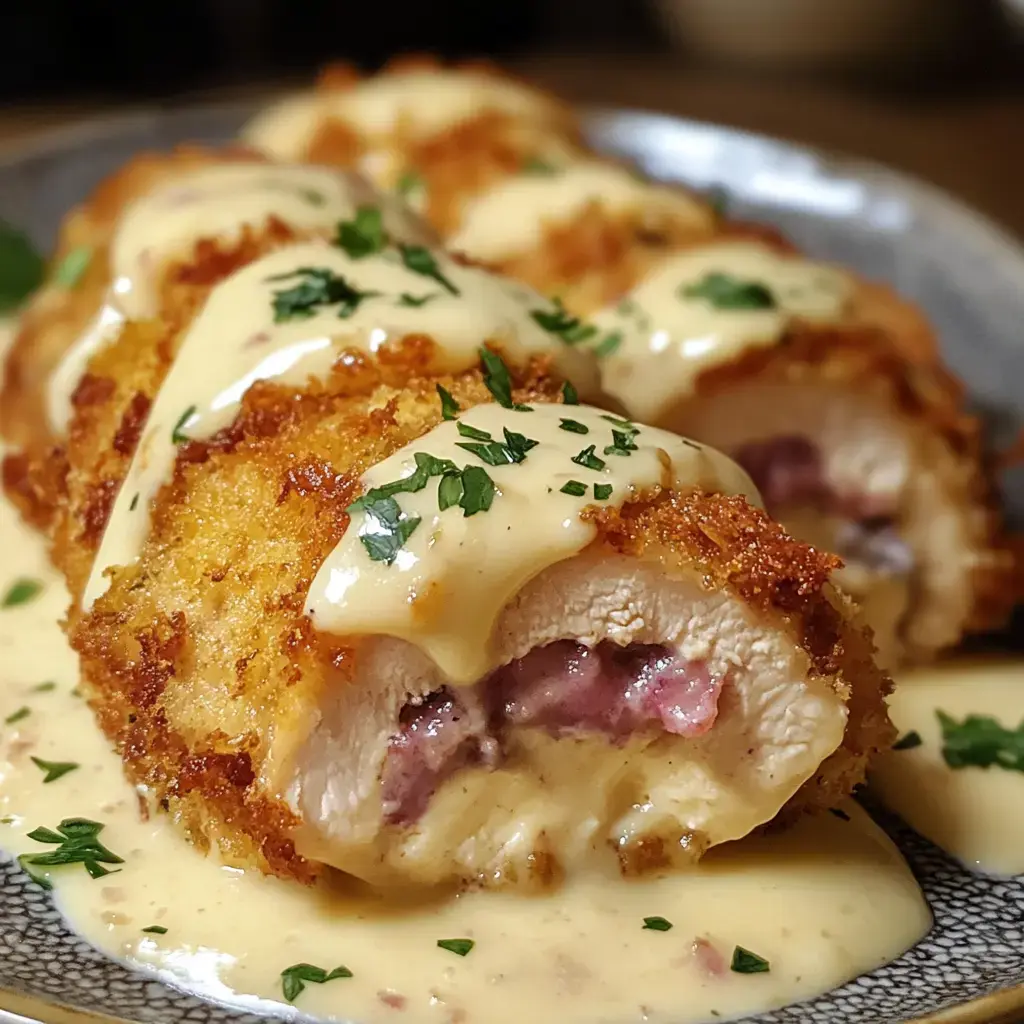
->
69;338;891;882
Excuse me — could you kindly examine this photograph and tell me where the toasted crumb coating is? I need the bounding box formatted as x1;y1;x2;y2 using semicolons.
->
68;339;892;882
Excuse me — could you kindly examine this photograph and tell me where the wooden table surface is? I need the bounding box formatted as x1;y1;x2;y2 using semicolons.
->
1;53;1021;241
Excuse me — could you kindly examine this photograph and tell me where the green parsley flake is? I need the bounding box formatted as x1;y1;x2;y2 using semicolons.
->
437;938;474;957
521;156;560;175
593;483;613;500
5;706;30;724
142;925;168;935
280;962;353;1003
531;302;597;345
335;206;386;259
54;246;92;288
571;445;605;472
562;381;579;405
604;428;639;457
268;266;380;322
892;730;922;751
459;466;496;517
19;818;124;890
2;578;43;609
0;220;45;312
396;170;424;198
399;292;438;307
642;916;673;932
436;384;460;421
730;946;770;974
560;480;587;497
399;244;459;295
30;757;79;783
479;347;531;411
171;406;197;444
559;419;589;435
456;424;538;467
32;682;56;693
706;186;730;217
681;272;776;310
593;330;623;358
937;711;1024;772
129;493;140;512
356;496;421;565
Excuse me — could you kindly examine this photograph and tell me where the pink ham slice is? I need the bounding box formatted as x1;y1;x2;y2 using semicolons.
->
380;641;721;825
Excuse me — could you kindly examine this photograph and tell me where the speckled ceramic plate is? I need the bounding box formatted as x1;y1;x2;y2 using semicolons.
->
0;101;1022;1024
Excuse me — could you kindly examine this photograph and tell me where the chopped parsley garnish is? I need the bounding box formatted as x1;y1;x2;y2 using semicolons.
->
396;170;424;198
681;273;776;311
479;347;531;411
604;428;639;457
399;244;459;295
5;706;30;724
601;414;636;430
559;419;589;435
171;406;197;444
706;186;730;217
54;246;92;288
456;422;492;442
458;466;496;516
561;480;587;497
142;925;168;934
593;331;623;358
571;445;605;472
18;818;124;889
399;292;438;307
129;493;140;512
280;962;353;1003
436;384;460;420
642;916;673;932
456;424;538;466
268;266;380;321
355;496;422;566
594;483;613;500
892;730;922;751
32;682;56;693
30;757;79;783
2;578;43;608
937;711;1024;772
335;206;386;259
437;938;474;957
730;946;770;974
829;808;851;821
521;156;559;175
562;381;579;405
298;188;325;206
531;302;597;345
0;220;45;312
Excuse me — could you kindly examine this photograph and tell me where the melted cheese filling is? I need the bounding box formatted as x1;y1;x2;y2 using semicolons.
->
46;163;402;435
308;402;758;684
873;658;1024;876
82;240;592;611
594;241;853;425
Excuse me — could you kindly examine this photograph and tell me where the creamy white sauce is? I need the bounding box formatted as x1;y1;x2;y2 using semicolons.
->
873;658;1024;876
448;161;710;263
245;70;561;164
46;163;404;436
82;240;594;610
308;402;758;684
595;241;852;426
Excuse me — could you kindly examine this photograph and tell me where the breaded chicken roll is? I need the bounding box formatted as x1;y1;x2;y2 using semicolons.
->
244;57;584;236
71;338;891;888
1;149;434;527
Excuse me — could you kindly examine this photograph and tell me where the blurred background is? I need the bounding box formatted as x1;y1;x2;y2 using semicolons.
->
2;0;1023;232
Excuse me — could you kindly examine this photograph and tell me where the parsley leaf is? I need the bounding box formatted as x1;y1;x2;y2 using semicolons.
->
142;925;168;934
54;246;92;288
459;466;496;517
730;946;770;974
706;186;730;217
399;292;438;307
280;962;353;1003
479;347;530;411
437;938;474;957
5;706;29;724
561;480;587;497
680;273;776;310
171;406;197;444
399;244;459;295
593;331;623;358
18;818;124;890
892;730;922;751
562;381;579;405
0;220;45;313
357;496;421;565
268;266;380;321
2;578;43;608
335;206;386;259
436;384;460;420
937;711;1024;772
604;428;639;457
521;156;559;175
571;445;605;472
396;170;424;198
32;681;56;693
437;472;464;511
531;301;597;345
593;483;612;500
30;757;79;783
559;419;589;434
642;916;673;932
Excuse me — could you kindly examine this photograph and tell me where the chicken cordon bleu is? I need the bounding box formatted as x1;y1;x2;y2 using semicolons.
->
0;149;436;529
40;195;892;888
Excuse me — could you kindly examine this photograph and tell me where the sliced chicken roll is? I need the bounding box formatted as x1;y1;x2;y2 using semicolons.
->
1;150;433;528
592;239;1014;666
73;351;891;890
244;57;583;235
